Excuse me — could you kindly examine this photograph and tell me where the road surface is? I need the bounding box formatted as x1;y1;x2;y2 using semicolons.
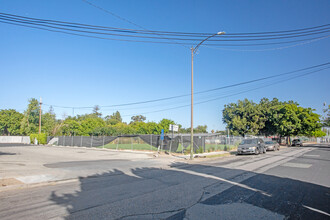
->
0;144;329;219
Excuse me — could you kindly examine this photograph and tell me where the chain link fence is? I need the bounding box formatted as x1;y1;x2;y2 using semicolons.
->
48;134;329;154
48;134;244;154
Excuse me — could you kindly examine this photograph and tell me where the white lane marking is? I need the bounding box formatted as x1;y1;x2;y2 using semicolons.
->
303;205;330;217
171;167;271;197
281;162;312;168
303;154;320;157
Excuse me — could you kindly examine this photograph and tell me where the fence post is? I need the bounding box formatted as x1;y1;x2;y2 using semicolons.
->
116;136;119;150
63;136;65;146
91;135;93;148
150;134;152;151
80;136;83;147
131;136;133;150
102;135;105;149
71;135;73;146
181;135;184;155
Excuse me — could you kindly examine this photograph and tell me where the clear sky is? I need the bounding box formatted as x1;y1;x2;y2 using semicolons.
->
1;0;329;131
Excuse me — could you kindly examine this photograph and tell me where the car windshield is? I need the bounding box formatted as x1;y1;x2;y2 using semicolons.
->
241;139;258;145
265;141;273;144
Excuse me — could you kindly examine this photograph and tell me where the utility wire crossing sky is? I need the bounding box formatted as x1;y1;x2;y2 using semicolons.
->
1;0;329;131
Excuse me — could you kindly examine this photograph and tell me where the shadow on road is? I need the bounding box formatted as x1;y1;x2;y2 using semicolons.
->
48;158;330;220
0;151;16;156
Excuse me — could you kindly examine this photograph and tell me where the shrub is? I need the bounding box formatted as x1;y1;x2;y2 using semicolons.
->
30;133;47;145
197;147;203;154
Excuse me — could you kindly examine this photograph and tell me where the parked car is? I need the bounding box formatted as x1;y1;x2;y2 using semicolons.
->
237;138;266;155
265;141;280;151
292;139;303;146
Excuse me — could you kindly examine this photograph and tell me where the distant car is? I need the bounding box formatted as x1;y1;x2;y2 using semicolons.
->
265;141;280;151
237;138;266;155
292;139;303;146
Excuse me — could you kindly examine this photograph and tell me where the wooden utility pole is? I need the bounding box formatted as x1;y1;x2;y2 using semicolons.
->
39;97;42;134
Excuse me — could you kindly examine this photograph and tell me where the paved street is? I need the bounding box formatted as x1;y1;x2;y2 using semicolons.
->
0;144;329;220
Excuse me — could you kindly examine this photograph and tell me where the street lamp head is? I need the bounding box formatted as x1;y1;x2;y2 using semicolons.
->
217;31;225;35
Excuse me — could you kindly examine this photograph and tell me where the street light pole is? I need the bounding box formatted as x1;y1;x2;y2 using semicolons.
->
190;47;194;160
190;32;225;160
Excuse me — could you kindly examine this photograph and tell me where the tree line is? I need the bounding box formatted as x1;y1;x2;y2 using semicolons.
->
0;98;209;136
1;97;328;138
222;98;327;139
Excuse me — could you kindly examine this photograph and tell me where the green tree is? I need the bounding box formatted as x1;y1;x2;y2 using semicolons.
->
223;98;322;140
130;121;148;134
80;117;106;136
20;98;40;135
61;119;82;136
158;118;175;133
41;106;56;136
42;112;56;136
222;99;264;136
105;111;122;125
92;105;102;117
0;109;23;135
130;115;146;123
194;125;208;133
113;122;136;135
258;98;282;136
310;129;326;137
145;122;161;134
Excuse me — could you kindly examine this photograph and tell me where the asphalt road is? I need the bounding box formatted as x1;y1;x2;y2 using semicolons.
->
0;144;329;220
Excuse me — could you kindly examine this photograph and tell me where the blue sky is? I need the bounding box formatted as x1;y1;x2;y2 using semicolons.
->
1;0;329;131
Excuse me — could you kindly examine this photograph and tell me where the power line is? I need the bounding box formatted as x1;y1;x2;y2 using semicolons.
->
1;13;330;43
1;12;329;37
3;17;328;48
42;62;330;109
81;0;190;49
204;35;330;52
121;66;330;117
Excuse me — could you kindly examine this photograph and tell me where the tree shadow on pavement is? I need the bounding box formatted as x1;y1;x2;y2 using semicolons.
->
49;162;330;220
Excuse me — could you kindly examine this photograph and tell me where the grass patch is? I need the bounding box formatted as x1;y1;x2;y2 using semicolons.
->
205;144;237;152
99;143;158;151
205;153;231;158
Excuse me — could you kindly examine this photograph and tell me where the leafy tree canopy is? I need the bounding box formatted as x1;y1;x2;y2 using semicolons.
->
130;115;146;123
223;98;323;137
0;109;23;135
20;98;40;135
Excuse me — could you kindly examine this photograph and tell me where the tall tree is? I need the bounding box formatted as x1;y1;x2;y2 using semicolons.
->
92;105;102;117
42;110;56;136
20;98;40;135
158;118;175;133
222;99;264;136
223;98;323;139
105;111;122;125
130;115;146;123
0;109;23;135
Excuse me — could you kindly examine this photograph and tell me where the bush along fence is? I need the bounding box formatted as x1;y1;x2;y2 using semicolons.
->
47;134;243;154
30;133;47;144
